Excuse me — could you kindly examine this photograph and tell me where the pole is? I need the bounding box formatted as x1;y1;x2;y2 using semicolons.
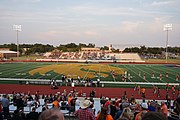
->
17;30;19;57
165;30;168;63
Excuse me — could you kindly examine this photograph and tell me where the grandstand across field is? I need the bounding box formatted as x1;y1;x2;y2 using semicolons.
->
40;52;145;63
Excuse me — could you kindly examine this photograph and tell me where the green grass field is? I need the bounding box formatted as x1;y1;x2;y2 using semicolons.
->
0;62;179;85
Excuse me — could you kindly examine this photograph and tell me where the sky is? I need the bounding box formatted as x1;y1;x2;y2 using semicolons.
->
0;0;180;49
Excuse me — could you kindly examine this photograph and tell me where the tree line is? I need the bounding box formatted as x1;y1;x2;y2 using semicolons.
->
0;43;179;55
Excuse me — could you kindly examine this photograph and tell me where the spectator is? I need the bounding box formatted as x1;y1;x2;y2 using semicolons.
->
135;102;149;120
100;96;107;106
26;107;39;120
12;110;22;120
61;99;67;110
74;99;95;120
110;101;117;118
161;102;168;117
96;106;113;120
171;97;180;119
119;107;134;120
19;107;26;120
70;97;77;113
15;94;25;110
38;108;64;120
148;101;156;112
0;100;3;120
1;94;10;119
104;98;111;114
52;97;60;109
142;111;167;120
114;100;130;120
39;107;48;117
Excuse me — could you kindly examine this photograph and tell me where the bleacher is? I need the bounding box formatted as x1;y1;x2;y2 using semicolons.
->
8;97;101;117
41;51;145;63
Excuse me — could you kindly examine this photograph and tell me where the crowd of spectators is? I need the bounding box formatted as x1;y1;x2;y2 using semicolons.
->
0;87;180;120
49;51;108;60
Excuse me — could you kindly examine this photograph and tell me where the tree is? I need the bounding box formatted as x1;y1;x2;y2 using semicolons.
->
100;46;109;50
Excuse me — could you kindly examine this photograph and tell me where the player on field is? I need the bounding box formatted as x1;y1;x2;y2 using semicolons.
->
153;85;157;94
165;72;168;78
159;73;162;80
143;73;146;80
176;74;179;81
152;71;155;78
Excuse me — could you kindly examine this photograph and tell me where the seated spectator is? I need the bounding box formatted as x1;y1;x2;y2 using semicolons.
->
61;99;67;110
38;108;64;120
74;99;95;120
19;107;26;120
135;102;149;120
0;100;3;120
12;110;22;120
96;106;113;120
26;107;39;120
100;96;107;106
52;97;60;109
161;102;168;117
119;107;134;120
114;101;130;120
142;111;167;120
110;101;117;118
39;106;48;116
171;97;180;119
148;101;156;111
70;97;77;113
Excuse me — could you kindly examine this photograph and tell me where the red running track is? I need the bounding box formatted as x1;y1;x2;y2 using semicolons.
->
0;84;178;100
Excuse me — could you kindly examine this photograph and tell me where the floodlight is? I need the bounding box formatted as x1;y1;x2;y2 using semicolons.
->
13;24;22;58
163;24;172;63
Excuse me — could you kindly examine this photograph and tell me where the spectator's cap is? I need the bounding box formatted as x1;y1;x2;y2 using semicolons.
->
105;97;109;100
141;103;148;109
80;100;92;109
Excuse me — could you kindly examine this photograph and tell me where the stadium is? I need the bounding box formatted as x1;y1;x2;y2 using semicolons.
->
1;0;180;119
0;49;180;119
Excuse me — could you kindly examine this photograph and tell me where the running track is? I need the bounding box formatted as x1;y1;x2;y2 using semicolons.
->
0;84;178;100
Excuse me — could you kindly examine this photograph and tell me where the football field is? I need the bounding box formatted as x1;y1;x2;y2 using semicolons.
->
0;62;179;85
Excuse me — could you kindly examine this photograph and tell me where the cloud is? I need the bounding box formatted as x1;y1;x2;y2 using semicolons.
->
71;5;139;16
84;31;98;36
151;1;174;6
11;0;41;3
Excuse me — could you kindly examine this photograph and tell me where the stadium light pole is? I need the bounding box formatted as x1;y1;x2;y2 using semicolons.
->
13;25;22;57
163;24;172;63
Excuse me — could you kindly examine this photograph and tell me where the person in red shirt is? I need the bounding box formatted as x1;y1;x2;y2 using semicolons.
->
74;100;95;120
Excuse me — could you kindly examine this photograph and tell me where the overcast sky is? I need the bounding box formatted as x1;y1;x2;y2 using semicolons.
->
0;0;180;48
